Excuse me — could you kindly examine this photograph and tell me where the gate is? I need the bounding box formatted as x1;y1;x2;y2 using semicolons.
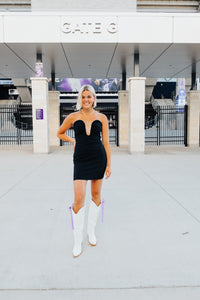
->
145;105;188;145
60;103;118;146
0;104;33;145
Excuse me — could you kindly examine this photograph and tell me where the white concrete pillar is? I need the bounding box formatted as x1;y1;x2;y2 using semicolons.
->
49;91;60;147
128;77;146;153
31;77;49;153
187;90;200;147
118;90;129;147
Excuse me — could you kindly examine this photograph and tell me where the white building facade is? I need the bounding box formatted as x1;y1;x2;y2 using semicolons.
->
1;1;200;152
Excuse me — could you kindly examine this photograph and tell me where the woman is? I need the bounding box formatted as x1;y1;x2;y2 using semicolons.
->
57;84;111;257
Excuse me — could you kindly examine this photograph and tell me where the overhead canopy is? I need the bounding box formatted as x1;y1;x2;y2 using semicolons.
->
0;12;200;80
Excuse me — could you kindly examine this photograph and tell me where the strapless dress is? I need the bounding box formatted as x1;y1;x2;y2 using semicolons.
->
73;119;107;180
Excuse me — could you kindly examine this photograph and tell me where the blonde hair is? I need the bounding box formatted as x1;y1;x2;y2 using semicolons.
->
76;84;97;110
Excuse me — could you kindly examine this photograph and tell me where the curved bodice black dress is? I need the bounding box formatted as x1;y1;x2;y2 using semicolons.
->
73;119;107;180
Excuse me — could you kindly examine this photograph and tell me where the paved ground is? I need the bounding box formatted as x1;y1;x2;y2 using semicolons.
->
0;145;200;299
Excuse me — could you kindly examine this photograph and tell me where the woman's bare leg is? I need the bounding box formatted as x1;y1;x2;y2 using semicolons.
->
73;180;87;213
91;179;103;205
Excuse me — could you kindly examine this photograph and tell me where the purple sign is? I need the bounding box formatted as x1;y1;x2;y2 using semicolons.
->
36;109;43;120
35;62;43;77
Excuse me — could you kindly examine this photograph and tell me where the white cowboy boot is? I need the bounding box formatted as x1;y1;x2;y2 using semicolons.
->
87;200;101;246
71;206;85;257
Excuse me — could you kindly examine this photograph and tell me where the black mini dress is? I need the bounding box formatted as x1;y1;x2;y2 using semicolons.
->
73;119;107;180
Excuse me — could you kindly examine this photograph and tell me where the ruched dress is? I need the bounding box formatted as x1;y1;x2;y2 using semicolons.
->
73;119;107;180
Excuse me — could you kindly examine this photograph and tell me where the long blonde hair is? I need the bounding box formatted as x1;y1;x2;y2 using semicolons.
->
76;84;97;110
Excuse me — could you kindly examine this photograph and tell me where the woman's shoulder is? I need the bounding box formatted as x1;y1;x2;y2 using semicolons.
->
66;111;81;121
65;111;80;125
96;112;108;123
71;111;81;116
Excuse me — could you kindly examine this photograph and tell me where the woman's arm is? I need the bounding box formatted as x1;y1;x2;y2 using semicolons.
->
101;114;111;179
57;113;75;146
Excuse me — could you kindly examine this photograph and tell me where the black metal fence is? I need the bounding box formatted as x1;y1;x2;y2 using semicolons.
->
0;104;33;145
145;105;188;146
60;103;118;146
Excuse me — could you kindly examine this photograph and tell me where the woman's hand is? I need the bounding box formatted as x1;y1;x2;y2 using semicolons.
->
105;165;111;179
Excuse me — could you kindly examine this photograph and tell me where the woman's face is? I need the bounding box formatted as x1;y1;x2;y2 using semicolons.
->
81;90;95;109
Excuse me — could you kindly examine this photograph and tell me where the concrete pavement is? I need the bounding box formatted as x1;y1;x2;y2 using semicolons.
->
0;145;200;299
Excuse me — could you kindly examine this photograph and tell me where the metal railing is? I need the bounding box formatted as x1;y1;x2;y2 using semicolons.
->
145;105;188;146
0;104;33;145
137;0;200;13
0;0;31;11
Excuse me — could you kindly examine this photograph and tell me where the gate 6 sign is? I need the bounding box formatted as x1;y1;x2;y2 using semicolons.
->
61;17;118;41
62;21;117;34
